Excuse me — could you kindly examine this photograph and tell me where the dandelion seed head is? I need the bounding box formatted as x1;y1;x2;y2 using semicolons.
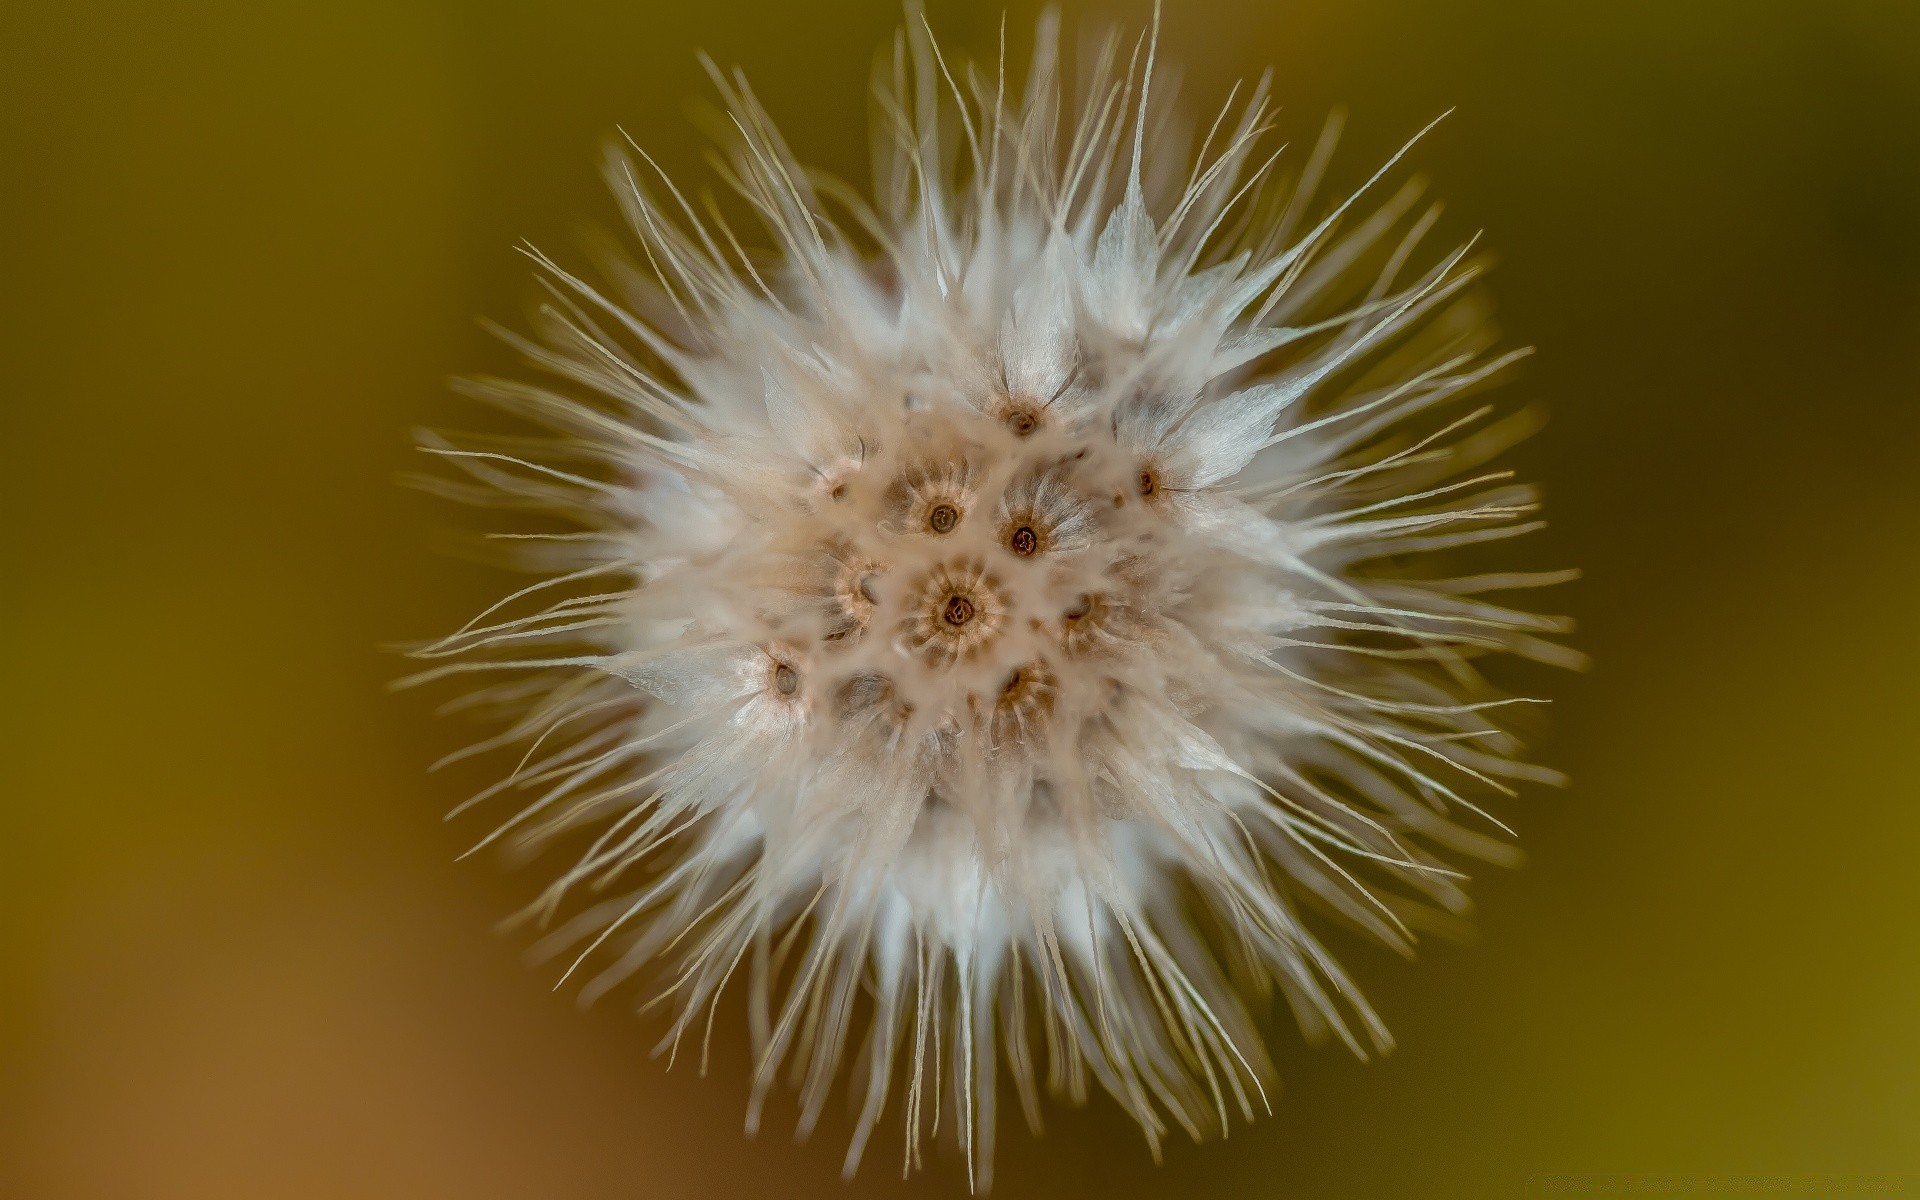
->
414;9;1576;1187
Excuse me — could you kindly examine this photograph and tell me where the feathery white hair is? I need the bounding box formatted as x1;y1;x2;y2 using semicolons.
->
409;9;1575;1187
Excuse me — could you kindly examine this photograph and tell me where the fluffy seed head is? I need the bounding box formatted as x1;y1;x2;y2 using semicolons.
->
411;11;1578;1188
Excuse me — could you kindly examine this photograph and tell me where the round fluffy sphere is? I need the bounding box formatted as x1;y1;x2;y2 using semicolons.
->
410;12;1577;1187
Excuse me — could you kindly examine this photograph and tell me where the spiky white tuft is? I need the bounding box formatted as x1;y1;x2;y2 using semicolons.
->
409;10;1576;1188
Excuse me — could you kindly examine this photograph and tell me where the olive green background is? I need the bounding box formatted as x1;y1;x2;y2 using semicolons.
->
4;1;1917;1196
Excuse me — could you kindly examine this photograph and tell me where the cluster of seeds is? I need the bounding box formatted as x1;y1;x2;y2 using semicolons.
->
411;12;1577;1186
759;397;1161;759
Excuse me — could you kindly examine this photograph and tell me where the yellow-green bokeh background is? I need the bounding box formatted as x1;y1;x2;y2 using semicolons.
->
5;1;1918;1196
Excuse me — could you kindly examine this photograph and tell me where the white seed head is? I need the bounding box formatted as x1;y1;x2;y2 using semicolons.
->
411;11;1577;1188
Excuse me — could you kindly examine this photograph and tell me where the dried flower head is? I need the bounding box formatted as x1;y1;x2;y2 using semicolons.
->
409;9;1577;1188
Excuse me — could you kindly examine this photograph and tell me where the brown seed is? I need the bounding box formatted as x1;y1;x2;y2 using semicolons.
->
1009;525;1038;556
1137;469;1158;497
928;503;959;534
942;594;975;626
1006;409;1037;437
773;664;799;695
992;660;1058;739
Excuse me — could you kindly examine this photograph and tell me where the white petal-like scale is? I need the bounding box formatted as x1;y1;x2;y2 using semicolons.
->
410;12;1577;1190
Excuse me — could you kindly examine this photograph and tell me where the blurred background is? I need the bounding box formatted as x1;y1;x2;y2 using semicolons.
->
4;0;1917;1196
